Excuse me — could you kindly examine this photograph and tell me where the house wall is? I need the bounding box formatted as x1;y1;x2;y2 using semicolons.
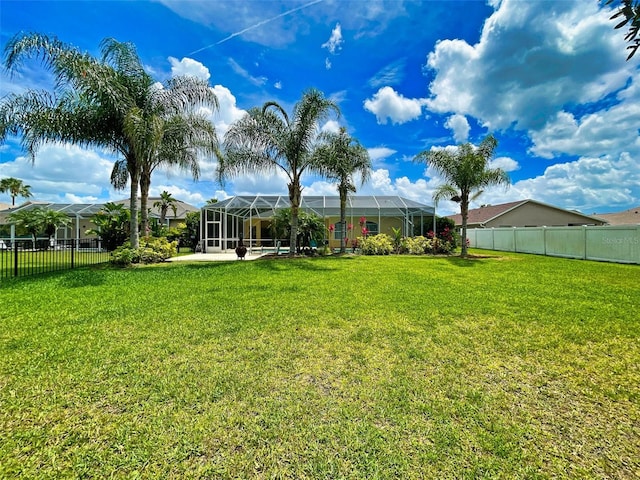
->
486;203;605;227
238;216;409;250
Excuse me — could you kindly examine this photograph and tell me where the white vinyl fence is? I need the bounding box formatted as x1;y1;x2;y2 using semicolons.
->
467;225;640;264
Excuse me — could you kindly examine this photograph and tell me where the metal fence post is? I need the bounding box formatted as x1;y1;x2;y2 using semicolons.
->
71;238;75;269
13;240;18;277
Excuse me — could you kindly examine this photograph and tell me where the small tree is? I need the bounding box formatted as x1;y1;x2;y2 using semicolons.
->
8;207;70;248
0;177;32;206
86;202;131;251
415;134;509;257
153;191;178;225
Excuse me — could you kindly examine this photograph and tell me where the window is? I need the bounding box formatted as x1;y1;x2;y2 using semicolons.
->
364;221;378;236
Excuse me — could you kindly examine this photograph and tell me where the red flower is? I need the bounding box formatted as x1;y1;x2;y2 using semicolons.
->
329;224;335;232
361;227;369;237
347;223;353;231
359;216;367;226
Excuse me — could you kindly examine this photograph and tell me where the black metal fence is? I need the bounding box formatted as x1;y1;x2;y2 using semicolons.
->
0;238;112;282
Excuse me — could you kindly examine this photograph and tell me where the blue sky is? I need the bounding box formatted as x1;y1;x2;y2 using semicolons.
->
1;0;638;216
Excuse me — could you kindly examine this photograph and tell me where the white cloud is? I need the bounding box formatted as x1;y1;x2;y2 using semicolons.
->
228;58;268;86
529;79;640;158
168;56;211;80
208;84;247;137
444;114;470;143
321;120;341;134
367;147;397;162
325;58;332;70
322;23;343;54
368;58;406;88
363;86;427;125
424;0;634;136
0;143;116;202
274;81;283;90
489;156;520;172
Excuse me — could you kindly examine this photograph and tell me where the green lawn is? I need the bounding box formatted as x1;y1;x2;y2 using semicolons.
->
1;252;638;478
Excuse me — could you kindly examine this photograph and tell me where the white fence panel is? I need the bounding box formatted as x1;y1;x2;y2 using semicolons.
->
514;228;545;254
545;227;586;259
585;226;640;264
467;226;639;264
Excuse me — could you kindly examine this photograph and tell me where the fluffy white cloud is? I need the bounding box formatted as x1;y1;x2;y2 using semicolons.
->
363;87;427;125
168;56;211;80
367;147;397;162
489;156;520;173
321;120;341;134
208;84;247;137
444;114;470;143
322;23;343;54
0;143;116;203
529;80;640;158
424;0;634;135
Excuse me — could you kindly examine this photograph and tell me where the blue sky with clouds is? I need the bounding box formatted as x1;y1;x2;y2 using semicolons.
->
1;0;638;215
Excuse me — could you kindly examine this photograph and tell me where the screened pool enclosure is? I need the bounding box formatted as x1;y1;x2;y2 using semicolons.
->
200;195;435;252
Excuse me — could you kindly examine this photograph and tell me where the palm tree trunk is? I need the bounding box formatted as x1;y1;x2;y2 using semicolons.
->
460;193;469;257
288;182;300;256
339;190;347;254
129;169;140;249
140;173;150;238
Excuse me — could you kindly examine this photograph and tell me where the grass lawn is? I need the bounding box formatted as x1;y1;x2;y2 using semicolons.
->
1;251;638;478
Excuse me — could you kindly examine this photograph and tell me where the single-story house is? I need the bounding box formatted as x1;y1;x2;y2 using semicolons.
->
0;202;10;211
447;199;607;228
201;195;434;252
595;206;640;225
113;197;199;229
0;198;198;242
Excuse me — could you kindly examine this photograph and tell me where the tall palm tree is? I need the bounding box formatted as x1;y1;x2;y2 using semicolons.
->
415;134;510;257
154;191;178;225
220;88;340;255
113;78;219;235
313;127;371;253
1;33;219;247
0;177;32;206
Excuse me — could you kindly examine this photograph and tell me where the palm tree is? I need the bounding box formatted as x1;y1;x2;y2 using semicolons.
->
40;209;72;243
0;177;32;206
1;33;219;248
313;127;371;253
154;191;178;225
415;134;510;257
220;88;340;255
112;78;219;235
7;207;70;248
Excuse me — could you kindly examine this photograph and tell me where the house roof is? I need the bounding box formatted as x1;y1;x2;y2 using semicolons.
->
596;206;640;225
447;200;527;226
0;198;199;222
0;202;11;211
113;197;198;219
206;195;434;219
446;199;606;226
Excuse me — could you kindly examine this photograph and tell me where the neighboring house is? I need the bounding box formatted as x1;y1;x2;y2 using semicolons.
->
447;199;607;229
0;201;107;240
0;202;10;211
201;195;434;252
113;197;199;229
0;198;198;241
596;206;640;225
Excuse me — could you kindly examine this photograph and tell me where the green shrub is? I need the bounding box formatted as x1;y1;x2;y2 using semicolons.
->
403;235;456;255
406;236;429;254
359;234;393;255
111;237;178;266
